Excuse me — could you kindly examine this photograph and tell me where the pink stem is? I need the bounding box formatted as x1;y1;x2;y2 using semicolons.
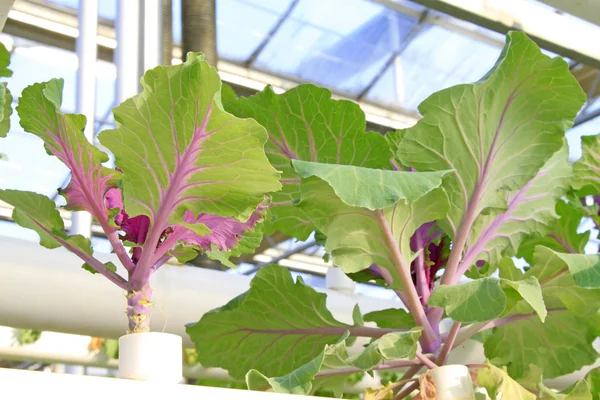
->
435;321;461;366
415;351;437;369
374;210;439;352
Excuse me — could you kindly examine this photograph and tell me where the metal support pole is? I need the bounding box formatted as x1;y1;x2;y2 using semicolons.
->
70;0;98;237
115;0;141;103
142;0;162;71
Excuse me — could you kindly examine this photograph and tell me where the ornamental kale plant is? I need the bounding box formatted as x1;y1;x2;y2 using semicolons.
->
185;32;600;398
0;53;281;333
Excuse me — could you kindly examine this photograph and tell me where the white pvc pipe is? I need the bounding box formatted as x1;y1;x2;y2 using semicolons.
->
115;0;141;102
0;236;401;348
0;368;339;400
70;0;98;237
142;0;162;71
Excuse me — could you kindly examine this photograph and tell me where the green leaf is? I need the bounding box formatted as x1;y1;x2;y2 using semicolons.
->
101;339;119;360
17;79;120;219
297;176;449;289
352;304;364;327
246;349;325;395
186;264;349;380
573;135;600;196
246;329;421;395
347;330;421;371
292;159;451;210
168;245;198;264
220;82;238;104
396;32;585;242
0;42;13;78
526;246;600;296
464;143;573;270
519;364;594;399
0;83;12;137
0;189;93;255
83;261;117;275
518;199;590;264
15;329;42;346
225;84;393;240
428;276;546;323
484;311;600;379
98;53;281;248
477;363;536;400
363;308;415;329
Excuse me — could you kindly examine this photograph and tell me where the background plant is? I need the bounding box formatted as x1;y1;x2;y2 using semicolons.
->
186;31;600;398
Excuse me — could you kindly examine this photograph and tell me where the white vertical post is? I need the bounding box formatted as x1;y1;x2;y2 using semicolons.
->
70;0;98;237
143;0;163;71
115;0;142;103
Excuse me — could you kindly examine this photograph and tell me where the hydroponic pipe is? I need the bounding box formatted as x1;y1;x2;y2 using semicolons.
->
0;236;400;348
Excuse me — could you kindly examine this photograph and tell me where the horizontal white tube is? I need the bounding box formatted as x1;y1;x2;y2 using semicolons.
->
0;368;338;399
0;237;400;347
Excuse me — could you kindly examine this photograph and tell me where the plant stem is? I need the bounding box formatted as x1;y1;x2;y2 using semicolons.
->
395;381;419;399
449;308;567;348
126;281;152;333
392;364;423;397
413;236;430;305
375;210;439;352
415;352;437;369
435;321;461;366
315;360;423;378
37;222;128;290
103;228;136;273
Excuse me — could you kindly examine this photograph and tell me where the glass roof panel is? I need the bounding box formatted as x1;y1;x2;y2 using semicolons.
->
217;0;283;62
43;0;116;20
366;24;502;111
254;0;418;95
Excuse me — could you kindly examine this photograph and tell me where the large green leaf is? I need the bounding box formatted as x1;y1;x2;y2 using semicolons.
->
428;276;546;323
0;189;125;286
462;144;572;270
0;42;12;138
518;199;590;264
98;53;281;268
0;83;12;138
225;84;392;239
478;363;536;400
519;365;595;400
246;329;421;395
527;246;600;314
0;189;91;251
292;160;450;210
186;264;351;380
484;246;600;379
396;31;585;254
573;135;600;196
297;176;449;289
363;308;415;329
17;79;120;218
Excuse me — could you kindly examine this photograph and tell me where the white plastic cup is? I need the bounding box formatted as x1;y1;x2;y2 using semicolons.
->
118;332;182;383
428;365;476;400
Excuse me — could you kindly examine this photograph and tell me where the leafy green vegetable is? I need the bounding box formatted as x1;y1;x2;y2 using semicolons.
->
573;135;600;196
246;329;421;395
428;276;546;323
225;84;392;239
0;41;12;138
478;363;536;400
186;264;350;379
518;199;590;264
297;176;448;288
363;308;415;330
292;160;450;210
397;32;585;240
